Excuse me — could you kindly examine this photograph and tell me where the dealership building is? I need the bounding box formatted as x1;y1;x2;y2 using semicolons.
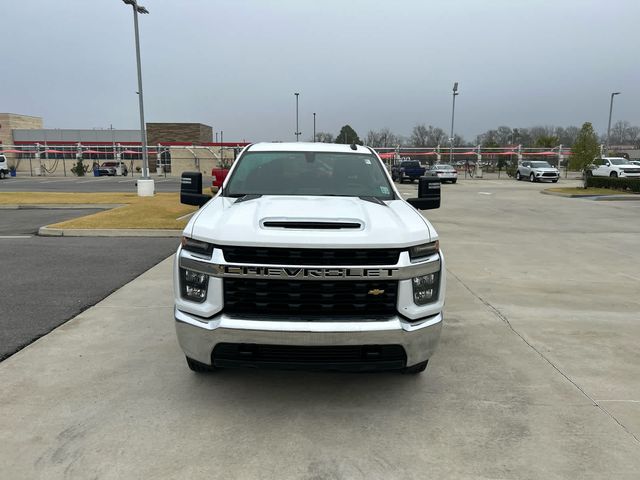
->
0;113;247;176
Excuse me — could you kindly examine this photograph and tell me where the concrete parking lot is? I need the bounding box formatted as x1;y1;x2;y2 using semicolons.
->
0;178;639;479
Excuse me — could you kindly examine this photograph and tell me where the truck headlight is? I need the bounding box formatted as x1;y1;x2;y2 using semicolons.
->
181;236;214;257
180;268;209;302
412;272;440;305
409;241;439;261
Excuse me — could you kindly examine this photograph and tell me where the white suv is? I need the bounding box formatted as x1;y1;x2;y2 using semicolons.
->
0;155;9;179
589;157;640;178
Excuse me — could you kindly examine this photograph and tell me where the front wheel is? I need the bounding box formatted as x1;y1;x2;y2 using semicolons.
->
452;179;457;184
552;179;558;183
516;171;521;181
610;171;618;178
0;171;5;180
529;173;535;182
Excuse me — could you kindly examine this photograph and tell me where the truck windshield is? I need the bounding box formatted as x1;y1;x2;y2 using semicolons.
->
225;151;394;200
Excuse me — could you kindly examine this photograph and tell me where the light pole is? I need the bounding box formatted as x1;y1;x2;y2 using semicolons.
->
122;0;153;196
294;93;301;141
606;91;621;154
449;82;459;165
313;112;316;142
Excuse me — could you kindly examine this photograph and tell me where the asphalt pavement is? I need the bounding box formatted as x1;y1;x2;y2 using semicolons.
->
0;175;212;193
0;209;178;360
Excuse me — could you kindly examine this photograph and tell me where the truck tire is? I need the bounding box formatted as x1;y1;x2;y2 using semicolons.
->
529;173;535;182
185;356;216;373
402;360;428;374
399;176;405;184
515;171;521;181
0;171;5;180
610;171;618;178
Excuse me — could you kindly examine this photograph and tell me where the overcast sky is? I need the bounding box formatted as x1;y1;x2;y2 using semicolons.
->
2;0;638;142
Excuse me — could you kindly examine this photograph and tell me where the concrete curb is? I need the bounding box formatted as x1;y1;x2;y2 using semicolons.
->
38;226;182;237
541;190;640;201
0;204;123;210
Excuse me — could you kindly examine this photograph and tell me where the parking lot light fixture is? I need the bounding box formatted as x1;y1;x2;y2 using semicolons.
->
449;82;459;165
294;93;301;142
122;0;153;196
606;92;621;154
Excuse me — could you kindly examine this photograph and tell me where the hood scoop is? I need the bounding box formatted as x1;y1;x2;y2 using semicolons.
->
262;220;362;230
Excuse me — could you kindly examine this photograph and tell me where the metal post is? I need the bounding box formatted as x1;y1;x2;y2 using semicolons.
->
220;131;224;167
294;93;300;141
449;82;459;165
123;0;153;195
313;112;316;142
606;92;620;154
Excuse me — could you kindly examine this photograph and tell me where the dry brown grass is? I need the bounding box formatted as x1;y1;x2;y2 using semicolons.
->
0;192;197;229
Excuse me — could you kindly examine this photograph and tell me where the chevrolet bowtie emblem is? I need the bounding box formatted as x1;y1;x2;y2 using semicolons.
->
368;289;385;296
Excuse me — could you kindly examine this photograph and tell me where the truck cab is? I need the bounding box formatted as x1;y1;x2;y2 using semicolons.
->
391;160;426;183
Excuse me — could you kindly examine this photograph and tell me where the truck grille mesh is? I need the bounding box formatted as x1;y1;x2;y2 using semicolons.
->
221;246;401;266
212;343;406;367
223;279;398;317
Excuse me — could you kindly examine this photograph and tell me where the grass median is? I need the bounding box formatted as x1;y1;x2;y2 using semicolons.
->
0;192;198;230
545;187;633;196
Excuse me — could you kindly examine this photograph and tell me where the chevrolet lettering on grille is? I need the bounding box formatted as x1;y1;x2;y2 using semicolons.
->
223;265;396;279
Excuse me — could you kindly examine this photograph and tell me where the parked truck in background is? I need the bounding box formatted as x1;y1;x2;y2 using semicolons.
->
0;155;9;179
391;160;426;183
175;142;445;375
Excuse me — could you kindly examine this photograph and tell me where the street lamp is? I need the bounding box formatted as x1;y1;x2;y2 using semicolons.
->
122;0;153;196
606;91;621;154
313;112;316;142
449;82;459;164
294;93;301;142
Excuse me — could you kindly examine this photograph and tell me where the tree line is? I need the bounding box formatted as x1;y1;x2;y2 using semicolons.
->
314;121;640;148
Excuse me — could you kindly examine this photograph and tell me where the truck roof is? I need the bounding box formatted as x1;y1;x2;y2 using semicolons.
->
247;142;372;154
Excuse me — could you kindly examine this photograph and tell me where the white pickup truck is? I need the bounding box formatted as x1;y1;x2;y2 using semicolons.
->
589;157;640;178
174;142;445;374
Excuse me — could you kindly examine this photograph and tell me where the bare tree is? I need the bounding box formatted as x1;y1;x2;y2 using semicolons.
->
315;132;334;143
609;121;640;147
410;124;446;147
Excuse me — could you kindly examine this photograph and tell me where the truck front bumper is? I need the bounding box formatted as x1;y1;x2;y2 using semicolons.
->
175;309;442;370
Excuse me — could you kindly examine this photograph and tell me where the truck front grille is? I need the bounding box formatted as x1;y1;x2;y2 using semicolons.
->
223;279;398;317
221;246;401;266
542;172;558;177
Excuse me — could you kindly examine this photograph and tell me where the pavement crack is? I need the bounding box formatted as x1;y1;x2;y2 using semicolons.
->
447;267;640;445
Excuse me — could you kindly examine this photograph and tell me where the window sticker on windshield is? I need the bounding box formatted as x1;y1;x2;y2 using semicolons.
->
380;186;390;195
364;158;372;165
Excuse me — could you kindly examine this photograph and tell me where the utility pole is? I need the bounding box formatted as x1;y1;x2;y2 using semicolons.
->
313;112;316;142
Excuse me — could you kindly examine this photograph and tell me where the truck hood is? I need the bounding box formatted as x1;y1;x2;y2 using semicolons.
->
186;195;435;249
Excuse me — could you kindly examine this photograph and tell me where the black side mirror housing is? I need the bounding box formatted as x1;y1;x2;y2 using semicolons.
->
180;172;212;207
407;176;441;210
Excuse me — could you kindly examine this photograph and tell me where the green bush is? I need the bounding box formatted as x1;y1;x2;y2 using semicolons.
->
71;158;88;176
586;176;640;193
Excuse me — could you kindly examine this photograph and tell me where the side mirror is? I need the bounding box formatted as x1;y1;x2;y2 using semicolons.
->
407;176;440;210
180;172;212;207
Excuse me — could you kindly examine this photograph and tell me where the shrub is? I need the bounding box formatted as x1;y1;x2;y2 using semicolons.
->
586;176;640;193
71;158;88;176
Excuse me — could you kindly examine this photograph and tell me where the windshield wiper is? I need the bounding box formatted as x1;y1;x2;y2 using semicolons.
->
359;196;387;206
230;194;262;203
